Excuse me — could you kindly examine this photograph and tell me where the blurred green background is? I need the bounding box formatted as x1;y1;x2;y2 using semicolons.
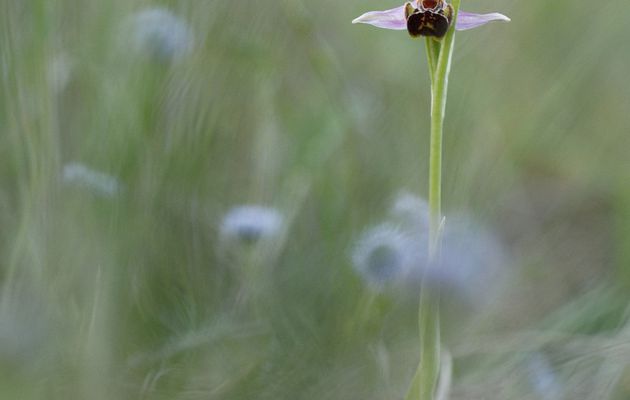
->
2;0;630;399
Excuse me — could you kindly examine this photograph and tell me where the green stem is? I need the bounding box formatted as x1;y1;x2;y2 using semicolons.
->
424;38;439;84
406;2;460;399
429;0;458;255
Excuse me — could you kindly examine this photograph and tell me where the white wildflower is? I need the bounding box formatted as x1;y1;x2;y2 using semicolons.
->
389;190;430;231
220;205;284;244
351;223;420;291
128;7;194;63
411;214;508;307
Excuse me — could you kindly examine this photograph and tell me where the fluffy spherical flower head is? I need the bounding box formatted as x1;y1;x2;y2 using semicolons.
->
127;7;194;62
421;215;508;307
220;205;284;244
352;1;510;36
389;191;430;232
351;223;421;291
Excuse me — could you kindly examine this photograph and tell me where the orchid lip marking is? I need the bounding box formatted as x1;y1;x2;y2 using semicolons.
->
405;1;453;38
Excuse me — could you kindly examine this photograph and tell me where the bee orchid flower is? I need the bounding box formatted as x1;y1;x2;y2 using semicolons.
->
352;0;509;38
351;3;510;400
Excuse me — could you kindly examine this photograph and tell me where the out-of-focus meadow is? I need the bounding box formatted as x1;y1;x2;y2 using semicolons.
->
2;0;630;399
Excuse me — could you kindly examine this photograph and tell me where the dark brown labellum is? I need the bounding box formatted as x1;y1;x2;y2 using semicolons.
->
407;11;450;38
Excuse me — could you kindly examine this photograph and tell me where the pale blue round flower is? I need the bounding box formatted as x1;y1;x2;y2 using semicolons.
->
382;192;509;305
128;7;194;63
408;214;508;307
220;205;284;244
351;223;419;290
389;190;430;232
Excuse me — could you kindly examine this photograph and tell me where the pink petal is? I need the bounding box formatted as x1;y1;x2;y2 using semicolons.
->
455;11;511;31
352;5;407;30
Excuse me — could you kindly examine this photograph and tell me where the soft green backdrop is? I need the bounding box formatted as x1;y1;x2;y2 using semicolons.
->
1;0;630;399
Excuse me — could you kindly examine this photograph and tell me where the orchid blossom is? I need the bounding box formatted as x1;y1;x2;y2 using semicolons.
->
352;2;509;399
353;0;509;38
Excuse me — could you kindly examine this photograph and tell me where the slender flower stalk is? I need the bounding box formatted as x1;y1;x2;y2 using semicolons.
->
407;4;460;398
352;1;509;399
428;0;458;258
